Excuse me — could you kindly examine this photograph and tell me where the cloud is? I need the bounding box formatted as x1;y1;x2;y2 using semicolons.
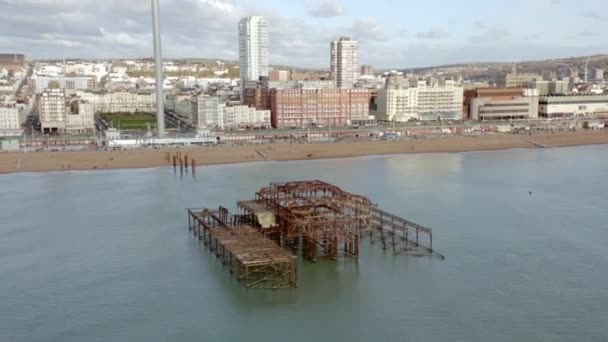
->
468;21;509;43
581;11;608;22
415;29;449;40
309;0;346;18
351;17;388;41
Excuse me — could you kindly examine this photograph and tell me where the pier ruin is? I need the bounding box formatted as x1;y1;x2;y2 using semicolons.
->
187;180;444;289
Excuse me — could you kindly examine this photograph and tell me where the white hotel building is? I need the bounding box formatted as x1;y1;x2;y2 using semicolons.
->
377;76;464;121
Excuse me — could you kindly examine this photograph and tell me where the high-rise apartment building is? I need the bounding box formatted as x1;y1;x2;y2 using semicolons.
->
330;37;359;88
39;88;66;133
239;16;269;100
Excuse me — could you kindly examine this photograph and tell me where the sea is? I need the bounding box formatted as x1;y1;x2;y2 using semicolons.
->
1;145;607;342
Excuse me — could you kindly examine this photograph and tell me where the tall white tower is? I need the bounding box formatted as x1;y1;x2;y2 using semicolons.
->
238;16;269;101
330;37;359;88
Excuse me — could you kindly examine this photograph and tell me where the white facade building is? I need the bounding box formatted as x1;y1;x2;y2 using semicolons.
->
377;77;464;121
239;16;269;100
331;37;359;89
39;88;67;133
539;94;608;118
191;95;225;129
224;105;270;128
66;101;95;134
31;75;96;94
76;90;156;113
0;106;21;134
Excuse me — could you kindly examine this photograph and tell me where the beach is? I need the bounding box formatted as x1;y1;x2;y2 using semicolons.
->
1;131;607;174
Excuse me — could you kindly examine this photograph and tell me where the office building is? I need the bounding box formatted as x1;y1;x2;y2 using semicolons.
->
539;94;608;118
330;37;359;88
530;79;570;96
239;16;269;100
503;72;541;88
469;88;539;121
270;88;370;128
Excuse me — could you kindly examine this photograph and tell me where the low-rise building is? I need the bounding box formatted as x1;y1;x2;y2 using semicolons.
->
224;105;270;128
76;90;156;113
469;89;539;121
31;75;97;94
539;94;608;118
502;72;541;88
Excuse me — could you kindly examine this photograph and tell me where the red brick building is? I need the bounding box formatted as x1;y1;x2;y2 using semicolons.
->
270;88;370;128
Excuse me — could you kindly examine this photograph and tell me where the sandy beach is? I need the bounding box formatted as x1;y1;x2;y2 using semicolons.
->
1;131;607;174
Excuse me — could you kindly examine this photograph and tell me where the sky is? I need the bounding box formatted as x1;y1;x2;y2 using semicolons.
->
0;0;606;69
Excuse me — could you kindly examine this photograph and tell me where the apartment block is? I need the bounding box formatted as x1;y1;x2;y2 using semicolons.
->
239;16;269;99
502;73;541;88
331;37;359;88
76;90;156;113
269;69;290;81
224;105;270;128
191;95;225;129
31;75;96;93
39;88;67;133
0;106;21;131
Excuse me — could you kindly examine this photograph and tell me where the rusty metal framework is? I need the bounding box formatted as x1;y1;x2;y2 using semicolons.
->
186;180;443;289
187;207;297;289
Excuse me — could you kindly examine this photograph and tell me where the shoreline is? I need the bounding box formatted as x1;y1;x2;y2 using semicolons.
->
1;131;607;174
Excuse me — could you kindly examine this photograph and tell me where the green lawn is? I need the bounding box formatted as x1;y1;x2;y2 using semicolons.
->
99;112;175;130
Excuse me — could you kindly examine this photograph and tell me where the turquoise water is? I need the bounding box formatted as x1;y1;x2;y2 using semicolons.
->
1;146;607;341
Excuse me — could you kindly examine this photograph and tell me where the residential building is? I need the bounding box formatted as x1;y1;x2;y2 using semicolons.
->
191;95;225;129
469;88;539;121
270;88;370;128
31;75;96;94
361;65;373;76
39;88;66;133
376;76;464;122
75;90;156;113
66;100;95;134
269;69;290;81
0;106;21;133
539;94;608;118
330;37;359;88
224;105;270;128
503;72;541;88
239;16;269;100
